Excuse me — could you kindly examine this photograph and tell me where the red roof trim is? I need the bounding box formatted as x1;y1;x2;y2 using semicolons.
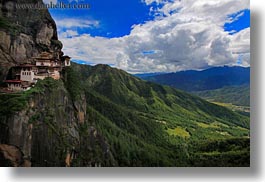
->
37;59;53;61
4;80;22;83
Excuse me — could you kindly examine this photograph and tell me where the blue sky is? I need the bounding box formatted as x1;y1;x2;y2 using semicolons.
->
49;0;159;38
45;0;250;73
224;9;250;34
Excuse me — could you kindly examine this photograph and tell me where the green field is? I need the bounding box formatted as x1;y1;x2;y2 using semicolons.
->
167;127;190;138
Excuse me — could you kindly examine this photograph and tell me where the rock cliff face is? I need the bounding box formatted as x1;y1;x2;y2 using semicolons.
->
0;0;62;83
0;78;115;167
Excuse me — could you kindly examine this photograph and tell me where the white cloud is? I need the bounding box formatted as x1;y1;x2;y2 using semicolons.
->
230;27;250;54
158;0;248;22
59;34;124;65
58;0;250;73
142;0;164;6
55;18;99;29
68;0;79;3
43;0;57;4
229;27;250;66
60;30;79;38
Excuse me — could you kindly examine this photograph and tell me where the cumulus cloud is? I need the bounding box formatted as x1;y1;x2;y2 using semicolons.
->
230;27;250;66
58;0;250;73
59;34;124;65
230;27;250;54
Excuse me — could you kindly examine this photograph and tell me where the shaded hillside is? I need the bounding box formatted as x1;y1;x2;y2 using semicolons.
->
193;85;250;107
141;66;250;92
73;64;249;129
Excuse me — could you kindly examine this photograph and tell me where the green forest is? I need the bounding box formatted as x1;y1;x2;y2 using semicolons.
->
0;63;250;166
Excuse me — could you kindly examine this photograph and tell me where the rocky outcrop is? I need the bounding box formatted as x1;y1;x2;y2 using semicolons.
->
74;94;87;124
36;24;55;47
0;0;62;83
0;144;31;167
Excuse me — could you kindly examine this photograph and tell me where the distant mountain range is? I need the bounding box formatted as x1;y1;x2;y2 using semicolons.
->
137;66;250;106
134;73;164;78
137;66;250;92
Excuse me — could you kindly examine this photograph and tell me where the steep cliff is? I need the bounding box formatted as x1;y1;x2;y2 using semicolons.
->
0;78;115;167
0;0;116;167
0;0;62;83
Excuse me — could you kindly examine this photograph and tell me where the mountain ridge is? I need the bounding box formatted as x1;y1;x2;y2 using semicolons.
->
139;66;250;92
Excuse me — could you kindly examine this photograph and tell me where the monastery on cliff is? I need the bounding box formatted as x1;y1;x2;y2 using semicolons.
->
4;52;71;92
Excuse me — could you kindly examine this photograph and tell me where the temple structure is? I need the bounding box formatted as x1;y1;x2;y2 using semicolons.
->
4;52;71;92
